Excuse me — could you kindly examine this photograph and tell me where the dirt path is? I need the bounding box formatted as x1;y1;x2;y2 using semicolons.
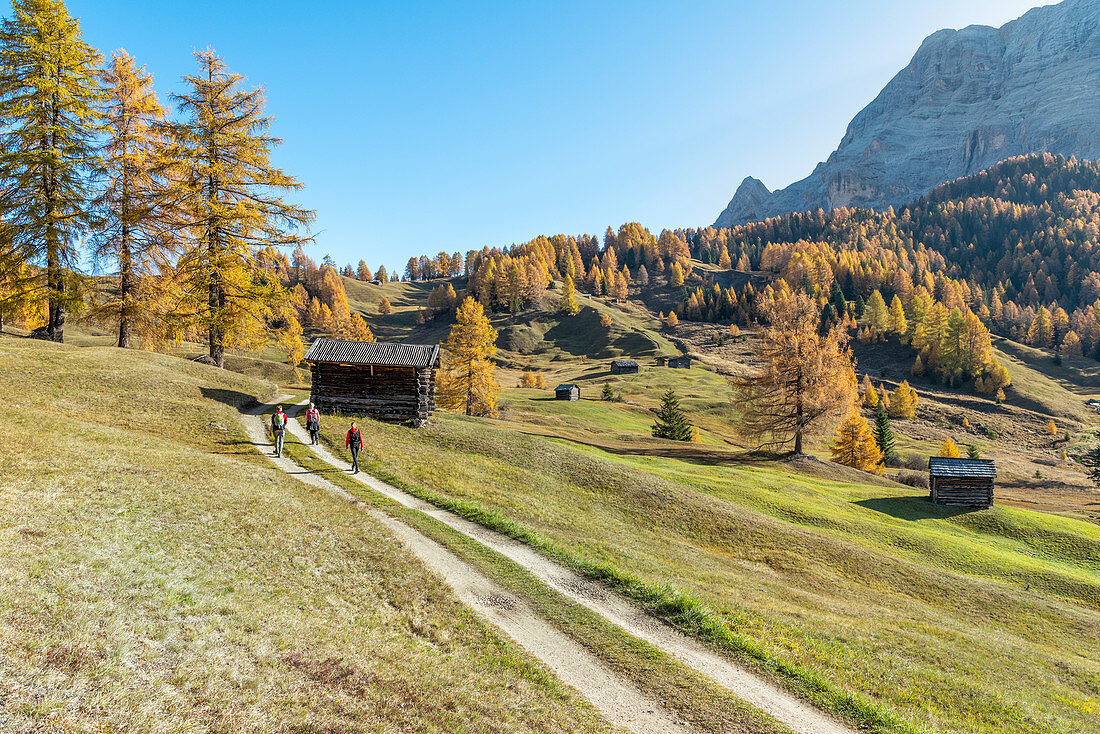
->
241;400;690;734
284;405;857;734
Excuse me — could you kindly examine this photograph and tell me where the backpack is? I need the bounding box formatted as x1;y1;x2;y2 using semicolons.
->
272;412;286;430
349;429;362;448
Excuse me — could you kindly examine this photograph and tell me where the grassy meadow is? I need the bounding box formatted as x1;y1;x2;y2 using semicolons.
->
0;335;618;733
308;364;1100;734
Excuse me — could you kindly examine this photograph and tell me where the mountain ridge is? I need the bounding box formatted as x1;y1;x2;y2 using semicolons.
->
715;0;1100;227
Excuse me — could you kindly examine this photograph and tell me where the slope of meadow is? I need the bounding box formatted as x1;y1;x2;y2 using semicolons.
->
308;372;1100;734
0;335;614;733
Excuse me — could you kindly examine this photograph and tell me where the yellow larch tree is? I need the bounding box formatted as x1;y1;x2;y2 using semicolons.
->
732;292;858;454
889;380;919;419
90;50;176;349
939;438;961;458
831;412;884;474
439;297;499;417
166;50;314;367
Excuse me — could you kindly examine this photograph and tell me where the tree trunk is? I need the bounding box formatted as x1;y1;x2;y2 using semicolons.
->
117;225;132;348
209;279;225;368
45;92;64;343
794;430;803;455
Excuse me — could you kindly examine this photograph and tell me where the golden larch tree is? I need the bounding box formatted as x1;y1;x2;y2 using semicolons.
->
889;380;919;419
167;50;314;367
939;438;961;458
0;0;103;342
90;50;176;349
831;412;884;474
732;292;858;454
439;297;499;416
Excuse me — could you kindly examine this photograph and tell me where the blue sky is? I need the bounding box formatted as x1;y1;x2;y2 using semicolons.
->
72;0;1050;271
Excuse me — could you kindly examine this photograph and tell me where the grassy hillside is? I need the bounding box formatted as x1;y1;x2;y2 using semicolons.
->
0;335;616;732
309;390;1100;734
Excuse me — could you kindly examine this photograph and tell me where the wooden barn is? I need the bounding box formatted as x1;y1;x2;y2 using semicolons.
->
668;355;692;369
610;359;639;375
555;384;580;401
654;356;667;366
928;457;996;508
304;339;440;427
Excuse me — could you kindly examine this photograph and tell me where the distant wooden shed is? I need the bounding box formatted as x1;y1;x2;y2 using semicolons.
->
555;384;580;401
304;339;440;427
668;355;692;369
654;356;667;366
928;458;996;508
610;359;639;375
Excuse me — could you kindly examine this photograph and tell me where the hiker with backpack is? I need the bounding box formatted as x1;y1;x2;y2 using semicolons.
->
305;403;321;445
345;421;362;474
271;405;287;457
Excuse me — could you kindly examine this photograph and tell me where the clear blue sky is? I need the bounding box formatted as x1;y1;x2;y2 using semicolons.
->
71;0;1050;272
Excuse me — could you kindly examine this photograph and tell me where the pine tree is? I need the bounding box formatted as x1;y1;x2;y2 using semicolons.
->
732;293;858;454
939;438;961;458
0;0;104;342
831;412;884;474
601;381;615;401
966;443;981;459
378;296;392;315
872;404;896;465
861;374;878;408
559;274;578;315
864;290;889;334
652;389;693;441
90;51;175;349
167;50;314;367
668;261;684;287
665;310;679;329
438;297;499;416
356;260;371;280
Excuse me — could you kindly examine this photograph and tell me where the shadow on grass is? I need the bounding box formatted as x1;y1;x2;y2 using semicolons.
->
855;495;980;521
200;386;262;411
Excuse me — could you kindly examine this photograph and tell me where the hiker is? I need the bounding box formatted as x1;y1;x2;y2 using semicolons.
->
271;405;287;457
345;421;362;474
305;402;321;445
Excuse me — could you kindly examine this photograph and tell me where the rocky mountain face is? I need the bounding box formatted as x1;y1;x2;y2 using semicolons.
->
715;0;1100;228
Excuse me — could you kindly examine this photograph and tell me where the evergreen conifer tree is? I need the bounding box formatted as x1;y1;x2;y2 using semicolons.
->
872;404;896;465
652;389;693;441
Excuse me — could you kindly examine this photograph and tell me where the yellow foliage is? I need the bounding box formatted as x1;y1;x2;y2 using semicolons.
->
1046;420;1058;435
889;380;918;419
831;413;884;474
665;311;679;329
378;297;392;315
438;298;499;417
939;438;961;458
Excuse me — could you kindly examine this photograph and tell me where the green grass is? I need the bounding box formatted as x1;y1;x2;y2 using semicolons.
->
279;422;795;734
0;335;619;732
311;410;1100;734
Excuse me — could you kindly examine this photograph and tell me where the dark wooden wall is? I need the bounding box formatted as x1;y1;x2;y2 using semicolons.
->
930;477;993;507
310;363;436;427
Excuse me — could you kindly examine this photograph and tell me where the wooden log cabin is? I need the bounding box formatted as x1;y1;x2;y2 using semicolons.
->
928;457;996;508
555;384;580;401
610;359;639;375
304;339;440;427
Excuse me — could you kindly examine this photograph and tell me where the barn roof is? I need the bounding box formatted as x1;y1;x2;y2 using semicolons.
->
555;384;578;391
611;359;638;367
928;457;997;478
304;339;440;368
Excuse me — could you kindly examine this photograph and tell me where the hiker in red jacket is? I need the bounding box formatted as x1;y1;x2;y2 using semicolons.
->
345;421;362;474
305;403;321;445
271;405;287;457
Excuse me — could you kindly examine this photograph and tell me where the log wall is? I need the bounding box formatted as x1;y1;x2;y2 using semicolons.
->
930;476;994;507
310;362;436;426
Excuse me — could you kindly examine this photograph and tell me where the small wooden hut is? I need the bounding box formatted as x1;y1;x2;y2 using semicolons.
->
610;359;639;375
654;356;667;366
928;458;996;507
304;339;440;427
555;384;580;401
668;355;692;369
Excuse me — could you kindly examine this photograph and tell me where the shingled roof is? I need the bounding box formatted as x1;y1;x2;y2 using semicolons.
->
928;457;997;478
303;339;440;368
